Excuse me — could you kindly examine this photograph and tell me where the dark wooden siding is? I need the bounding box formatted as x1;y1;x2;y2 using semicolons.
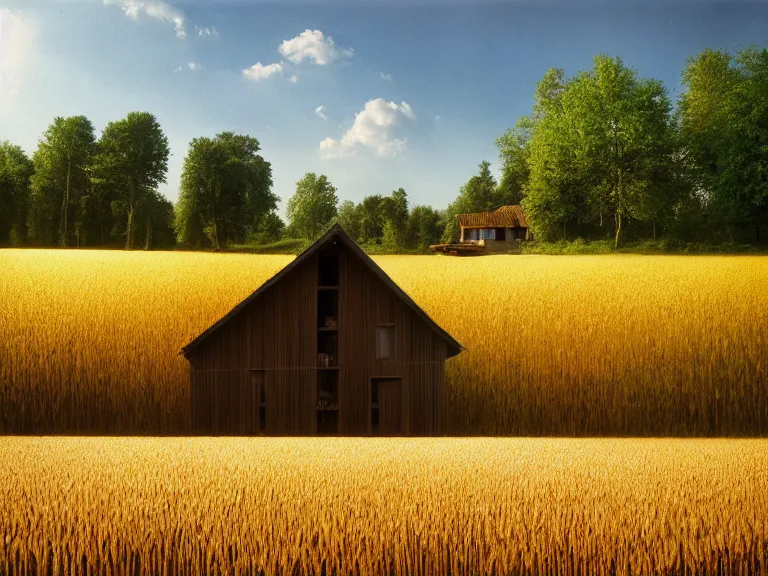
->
189;240;447;436
190;255;317;435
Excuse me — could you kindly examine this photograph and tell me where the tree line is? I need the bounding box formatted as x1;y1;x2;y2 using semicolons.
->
1;46;767;251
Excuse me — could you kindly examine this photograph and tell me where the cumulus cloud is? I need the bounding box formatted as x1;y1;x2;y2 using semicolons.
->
242;61;284;81
103;0;186;39
380;72;394;82
289;74;298;84
279;30;353;66
195;25;219;38
315;105;328;120
319;99;415;159
0;9;37;108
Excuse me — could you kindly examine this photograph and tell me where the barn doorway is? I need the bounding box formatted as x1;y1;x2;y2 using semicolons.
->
371;378;402;436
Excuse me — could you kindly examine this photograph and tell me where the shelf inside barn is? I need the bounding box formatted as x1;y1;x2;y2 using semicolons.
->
317;242;340;435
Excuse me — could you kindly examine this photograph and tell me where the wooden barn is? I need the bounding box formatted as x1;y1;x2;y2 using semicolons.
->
181;224;463;436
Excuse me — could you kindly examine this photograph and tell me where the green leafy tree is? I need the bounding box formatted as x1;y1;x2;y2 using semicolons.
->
136;190;176;249
0;142;34;246
286;173;338;241
28;116;96;247
91;112;169;250
381;187;409;249
381;219;399;251
495;119;532;206
523;57;678;246
175;132;275;249
679;47;768;243
405;205;443;250
442;161;498;242
358;194;386;244
250;210;286;244
335;200;363;242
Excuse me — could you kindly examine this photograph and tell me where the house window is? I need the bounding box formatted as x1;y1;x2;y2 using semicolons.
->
376;326;395;359
480;228;495;240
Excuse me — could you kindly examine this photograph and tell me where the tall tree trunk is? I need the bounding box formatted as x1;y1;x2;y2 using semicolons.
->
144;216;152;250
61;158;71;247
615;211;622;249
126;203;134;250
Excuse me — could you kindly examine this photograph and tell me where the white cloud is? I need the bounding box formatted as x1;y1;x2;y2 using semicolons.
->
289;74;298;83
320;99;415;160
279;30;353;66
380;72;394;82
242;61;284;81
195;25;219;38
173;62;202;73
315;105;328;120
103;0;186;39
0;9;37;110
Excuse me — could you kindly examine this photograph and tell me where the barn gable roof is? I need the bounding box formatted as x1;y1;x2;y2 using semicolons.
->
180;224;463;359
456;205;527;228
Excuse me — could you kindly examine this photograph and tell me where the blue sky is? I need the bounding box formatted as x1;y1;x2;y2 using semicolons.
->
1;1;767;216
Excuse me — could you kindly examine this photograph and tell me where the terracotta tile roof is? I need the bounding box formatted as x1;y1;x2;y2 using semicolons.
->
456;205;528;228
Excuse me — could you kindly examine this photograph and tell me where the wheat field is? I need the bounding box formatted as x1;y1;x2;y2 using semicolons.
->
1;250;767;435
1;437;767;576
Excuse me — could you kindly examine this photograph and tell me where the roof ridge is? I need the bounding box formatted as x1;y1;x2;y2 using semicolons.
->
180;224;463;358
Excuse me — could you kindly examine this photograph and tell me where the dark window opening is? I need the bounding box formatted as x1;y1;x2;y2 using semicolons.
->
317;331;338;367
317;289;338;329
317;370;338;407
317;242;339;287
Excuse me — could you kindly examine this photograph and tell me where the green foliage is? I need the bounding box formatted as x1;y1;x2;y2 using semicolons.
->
380;219;399;251
0;142;34;246
91;112;169;250
230;237;309;255
175;132;276;250
406;205;443;250
522;56;680;247
442;161;499;242
679;46;768;243
286;173;338;241
335;200;363;242
359;194;385;243
249;211;285;245
523;238;760;255
495;119;532;206
28;116;97;247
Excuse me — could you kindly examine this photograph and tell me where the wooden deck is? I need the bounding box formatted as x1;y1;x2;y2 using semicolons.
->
429;243;487;256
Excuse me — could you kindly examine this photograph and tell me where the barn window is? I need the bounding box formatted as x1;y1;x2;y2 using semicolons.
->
376;326;395;359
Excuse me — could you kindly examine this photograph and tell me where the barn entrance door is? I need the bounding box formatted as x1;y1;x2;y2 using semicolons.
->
371;378;402;436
